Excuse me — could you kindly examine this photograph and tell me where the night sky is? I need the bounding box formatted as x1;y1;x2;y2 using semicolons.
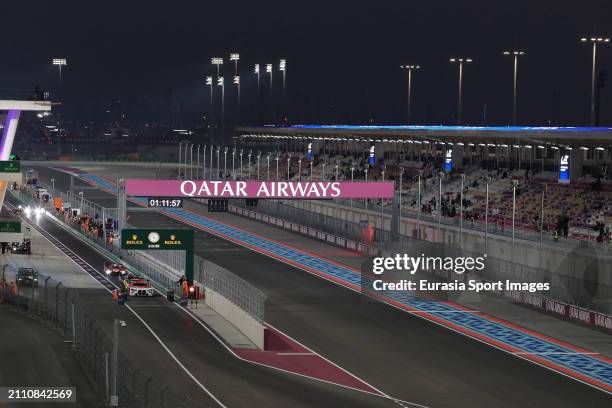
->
2;0;612;127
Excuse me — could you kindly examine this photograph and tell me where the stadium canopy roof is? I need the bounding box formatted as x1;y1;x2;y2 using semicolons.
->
237;125;612;147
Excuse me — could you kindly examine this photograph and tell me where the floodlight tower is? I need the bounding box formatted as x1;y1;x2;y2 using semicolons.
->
580;36;610;125
217;77;225;129
234;76;240;107
211;57;223;76
400;65;420;124
449;57;473;125
266;64;273;91
503;50;525;125
52;58;67;81
254;64;261;94
279;59;287;96
229;53;240;75
206;76;214;128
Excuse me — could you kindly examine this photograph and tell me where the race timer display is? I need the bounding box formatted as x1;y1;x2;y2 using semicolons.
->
147;198;183;208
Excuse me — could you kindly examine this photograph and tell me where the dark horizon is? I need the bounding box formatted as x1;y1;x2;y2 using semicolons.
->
2;0;612;127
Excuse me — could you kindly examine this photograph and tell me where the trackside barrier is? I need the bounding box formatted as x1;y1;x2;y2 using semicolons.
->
16;186;267;347
227;202;612;331
0;271;210;408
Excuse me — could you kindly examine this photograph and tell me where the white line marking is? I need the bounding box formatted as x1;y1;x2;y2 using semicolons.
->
37;199;425;406
276;352;316;356
156;208;612;396
20;211;227;408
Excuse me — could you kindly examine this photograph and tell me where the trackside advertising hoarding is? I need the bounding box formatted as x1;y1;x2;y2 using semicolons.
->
125;179;394;199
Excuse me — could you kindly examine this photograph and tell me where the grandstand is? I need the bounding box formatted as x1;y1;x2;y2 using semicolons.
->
233;125;612;244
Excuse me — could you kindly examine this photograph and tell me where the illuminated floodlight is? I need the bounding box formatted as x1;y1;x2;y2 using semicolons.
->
233;76;240;85
205;76;213;85
580;146;589;150
279;59;286;71
266;64;273;73
254;64;260;73
450;58;473;63
211;57;223;65
217;77;224;86
581;37;610;43
230;53;240;61
52;58;67;66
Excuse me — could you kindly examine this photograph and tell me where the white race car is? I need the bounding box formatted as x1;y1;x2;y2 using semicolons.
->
127;279;154;297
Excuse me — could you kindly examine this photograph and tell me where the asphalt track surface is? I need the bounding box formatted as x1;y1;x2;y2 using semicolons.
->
31;166;612;407
7;194;399;408
0;307;104;408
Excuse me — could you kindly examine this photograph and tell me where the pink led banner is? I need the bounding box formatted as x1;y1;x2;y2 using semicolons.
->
125;179;394;199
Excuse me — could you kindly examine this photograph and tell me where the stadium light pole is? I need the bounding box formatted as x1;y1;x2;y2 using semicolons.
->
52;58;67;81
232;148;236;179
580;37;610;125
400;65;420;124
364;166;369;211
266;64;273;91
196;144;201;179
450;58;473;125
267;152;271;180
202;144;207;179
540;183;546;247
417;170;422;239
257;151;261;180
350;165;355;208
485;176;491;255
217;77;225;130
287;154;291;181
239;149;243;179
438;172;444;238
230;53;239;75
399;167;404;220
254;64;261;94
503;50;525;125
190;144;194;179
177;142;183;178
184;143;190;180
279;59;287;96
210;145;214;179
224;147;228;179
216;147;220;179
298;158;302;181
248;150;252;179
460;173;465;241
234;75;241;115
512;179;518;244
275;154;280;180
211;57;223;76
309;159;313;181
206;76;214;134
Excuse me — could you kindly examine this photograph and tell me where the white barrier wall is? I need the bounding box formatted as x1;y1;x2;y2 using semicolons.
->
205;287;265;349
134;251;265;349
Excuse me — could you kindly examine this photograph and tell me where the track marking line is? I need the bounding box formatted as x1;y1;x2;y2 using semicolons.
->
12;208;227;408
27;195;429;408
53;170;612;395
276;352;316;356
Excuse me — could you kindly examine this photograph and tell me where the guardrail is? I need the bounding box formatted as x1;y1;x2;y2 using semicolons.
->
0;271;210;408
17;184;267;324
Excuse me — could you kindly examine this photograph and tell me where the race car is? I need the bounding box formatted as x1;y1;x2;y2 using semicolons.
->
104;262;127;276
126;279;154;297
120;272;142;290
